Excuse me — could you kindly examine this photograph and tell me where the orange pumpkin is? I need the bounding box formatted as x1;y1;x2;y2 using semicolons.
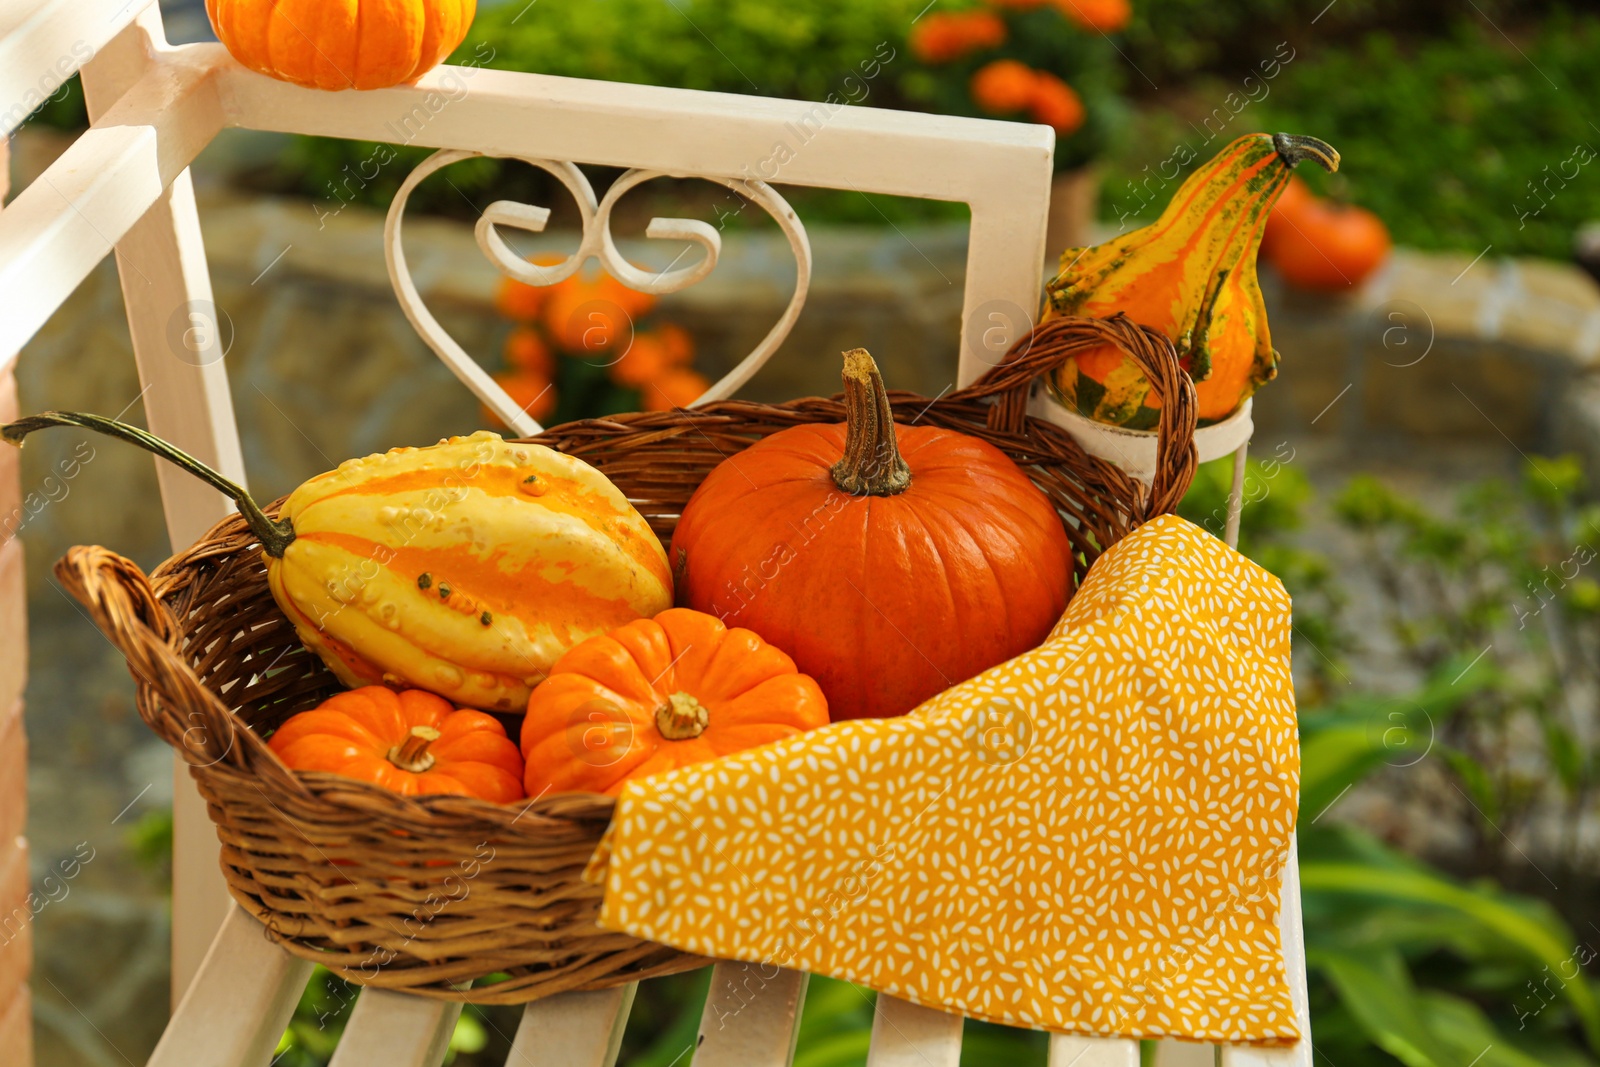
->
1259;174;1315;259
269;687;525;803
670;349;1075;722
206;0;476;92
1265;197;1392;292
521;609;828;796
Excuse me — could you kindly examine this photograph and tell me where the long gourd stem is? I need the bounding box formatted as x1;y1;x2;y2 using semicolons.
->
831;349;911;496
1273;133;1340;173
1;411;297;558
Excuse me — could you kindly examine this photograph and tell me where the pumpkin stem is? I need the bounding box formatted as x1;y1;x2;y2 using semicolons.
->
1;411;297;558
831;349;911;496
1273;133;1340;173
655;692;709;741
388;726;441;773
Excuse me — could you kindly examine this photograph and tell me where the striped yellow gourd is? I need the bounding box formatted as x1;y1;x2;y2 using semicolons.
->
2;416;672;712
1045;132;1340;426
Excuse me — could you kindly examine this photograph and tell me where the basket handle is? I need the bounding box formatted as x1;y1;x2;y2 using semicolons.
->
951;313;1199;517
54;545;248;772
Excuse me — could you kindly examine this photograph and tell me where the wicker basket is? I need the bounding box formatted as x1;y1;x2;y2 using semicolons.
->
53;315;1197;1004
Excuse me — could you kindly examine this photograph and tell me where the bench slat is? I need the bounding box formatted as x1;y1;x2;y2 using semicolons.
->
0;0;159;136
327;987;462;1067
693;962;808;1067
1048;1035;1140;1066
865;996;962;1067
146;906;312;1067
505;984;637;1067
0;47;221;356
1154;1038;1217;1065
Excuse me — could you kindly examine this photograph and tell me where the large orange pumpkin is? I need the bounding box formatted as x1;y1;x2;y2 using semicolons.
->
670;350;1076;721
269;687;525;802
521;609;828;796
206;0;477;91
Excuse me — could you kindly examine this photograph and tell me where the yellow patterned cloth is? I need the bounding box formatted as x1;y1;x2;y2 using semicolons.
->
591;515;1301;1044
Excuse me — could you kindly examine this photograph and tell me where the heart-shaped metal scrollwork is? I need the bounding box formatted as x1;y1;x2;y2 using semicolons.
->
385;149;813;435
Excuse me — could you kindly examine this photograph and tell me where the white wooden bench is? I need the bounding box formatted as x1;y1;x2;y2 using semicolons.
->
0;3;1309;1064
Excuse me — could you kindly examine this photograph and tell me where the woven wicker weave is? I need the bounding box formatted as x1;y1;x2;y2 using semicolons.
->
53;314;1197;1003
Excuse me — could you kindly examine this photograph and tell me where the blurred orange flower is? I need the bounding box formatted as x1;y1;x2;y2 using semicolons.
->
542;272;657;355
504;326;554;376
1029;72;1085;134
910;11;1006;64
494;254;567;321
1054;0;1131;33
482;369;556;428
970;59;1039;115
644;368;711;412
658;322;696;366
495;278;543;323
609;331;673;387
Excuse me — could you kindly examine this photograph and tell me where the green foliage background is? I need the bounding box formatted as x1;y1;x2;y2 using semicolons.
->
1104;12;1600;259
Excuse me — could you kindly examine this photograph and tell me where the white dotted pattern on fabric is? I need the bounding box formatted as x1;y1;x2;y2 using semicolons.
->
591;515;1301;1045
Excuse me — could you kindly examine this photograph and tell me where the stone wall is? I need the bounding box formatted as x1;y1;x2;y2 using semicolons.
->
1251;249;1600;464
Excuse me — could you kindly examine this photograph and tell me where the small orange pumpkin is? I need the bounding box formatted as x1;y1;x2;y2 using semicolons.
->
1265;196;1392;292
520;609;829;796
269;687;525;803
1259;174;1315;259
206;0;477;92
